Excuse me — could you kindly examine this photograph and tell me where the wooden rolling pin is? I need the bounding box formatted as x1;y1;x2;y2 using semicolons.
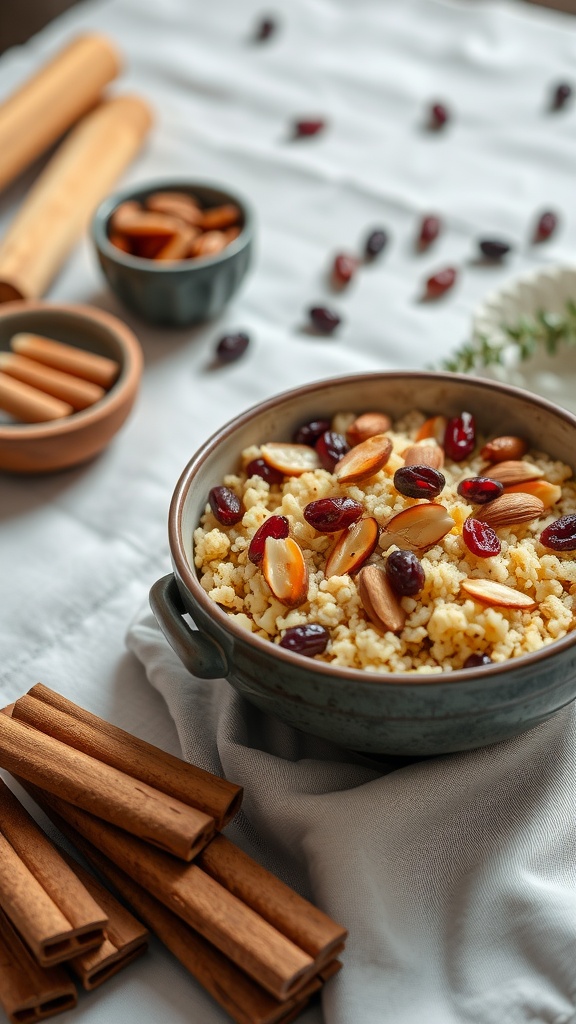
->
0;34;122;194
0;94;153;303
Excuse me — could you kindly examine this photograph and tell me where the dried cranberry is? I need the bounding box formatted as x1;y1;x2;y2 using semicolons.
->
303;496;363;533
463;652;493;668
534;211;558;243
540;513;576;551
255;16;277;40
457;477;504;504
394;465;445;500
315;430;349;471
385;549;426;596
292;418;331;447
551;82;572;110
294;118;325;137
418;215;441;250
245;457;284;485
430;102;449;128
364;228;388;259
444;412;476;462
248;515;289;564
215;331;250;363
332;253;357;286
208;486;243;526
462;517;501;557
425;267;457;299
479;239;511;260
309;306;341;334
279;623;330;656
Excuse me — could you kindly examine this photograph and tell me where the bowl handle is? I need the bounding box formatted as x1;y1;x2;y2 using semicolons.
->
149;574;228;679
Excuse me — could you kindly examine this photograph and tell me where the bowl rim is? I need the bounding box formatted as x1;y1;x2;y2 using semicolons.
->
91;178;254;273
169;369;576;688
0;300;143;441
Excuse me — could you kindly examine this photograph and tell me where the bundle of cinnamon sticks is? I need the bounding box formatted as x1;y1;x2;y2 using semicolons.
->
0;684;347;1024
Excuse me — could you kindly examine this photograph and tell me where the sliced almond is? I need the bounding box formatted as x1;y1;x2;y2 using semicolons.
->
325;518;379;578
474;492;545;528
504;479;562;507
380;503;454;552
346;412;392;446
480;435;528;463
260;443;321;476
357;565;406;633
262;537;309;607
483;460;543;486
334;434;392;484
461;578;536;610
401;442;444;469
415;415;447;445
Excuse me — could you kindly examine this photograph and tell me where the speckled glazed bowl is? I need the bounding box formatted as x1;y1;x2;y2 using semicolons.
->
150;371;576;755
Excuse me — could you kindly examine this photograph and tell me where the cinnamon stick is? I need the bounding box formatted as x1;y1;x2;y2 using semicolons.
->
0;713;215;861
0;907;77;1024
14;683;242;828
0;352;106;410
0;372;73;423
10;335;119;390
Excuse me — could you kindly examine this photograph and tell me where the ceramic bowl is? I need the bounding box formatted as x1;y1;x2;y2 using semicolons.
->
91;180;254;326
150;371;576;756
0;301;142;473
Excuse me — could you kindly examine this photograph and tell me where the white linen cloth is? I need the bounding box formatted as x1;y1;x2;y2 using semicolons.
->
0;0;576;1021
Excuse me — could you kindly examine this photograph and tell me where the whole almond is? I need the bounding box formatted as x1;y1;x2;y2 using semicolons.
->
380;503;454;552
334;434;393;484
402;442;444;469
190;230;228;257
474;492;544;528
460;578;536;610
480;435;528;463
346;412;392;446
357;565;406;633
484;461;544;486
201;204;242;230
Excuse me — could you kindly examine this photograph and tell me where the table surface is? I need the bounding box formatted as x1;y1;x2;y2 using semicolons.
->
2;0;576;1020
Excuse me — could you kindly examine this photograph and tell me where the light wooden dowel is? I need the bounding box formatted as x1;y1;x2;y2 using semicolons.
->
11;335;119;389
0;352;106;410
0;907;77;1024
0;372;73;422
0;714;215;861
0;33;121;194
16;683;242;829
0;94;153;303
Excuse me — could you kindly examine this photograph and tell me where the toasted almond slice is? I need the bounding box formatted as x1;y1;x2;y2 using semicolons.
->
484;460;543;486
474;492;545;528
461;578;536;610
357;565;406;633
346;412;392;446
380;503;454;552
262;537;309;607
334;434;392;484
415;415;447;444
260;443;321;476
480;435;528;463
504;479;562;507
401;442;444;469
325;518;379;578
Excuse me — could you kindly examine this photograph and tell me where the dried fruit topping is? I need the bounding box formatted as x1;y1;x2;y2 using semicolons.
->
462;518;501;558
463;652;493;668
364;228;389;260
457;477;504;504
425;267;457;299
357;565;406;634
208;486;243;526
315;431;349;471
402;442;444;469
418;215;441;251
248;515;290;565
262;536;309;607
215;331;250;363
444;412;476;462
332;253;357;287
346;412;392;446
479;239;511;260
294;118;326;137
279;623;329;657
460;578;536;610
485;460;543;486
430;102;449;128
474;492;544;528
393;465;445;500
415;415;447;445
540;513;576;551
534;211;558;243
551;82;572;110
480;435;528;463
303;496;363;533
292;418;331;447
309;306;341;334
334;434;393;484
505;480;562;507
255;16;277;40
325;517;379;577
380;503;454;553
385;549;425;596
245;457;284;485
260;442;321;476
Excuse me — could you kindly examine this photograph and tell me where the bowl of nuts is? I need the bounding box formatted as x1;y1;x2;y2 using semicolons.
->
92;180;254;326
150;371;576;755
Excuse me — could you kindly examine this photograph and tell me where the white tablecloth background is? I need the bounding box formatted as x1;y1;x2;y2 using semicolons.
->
1;0;576;1021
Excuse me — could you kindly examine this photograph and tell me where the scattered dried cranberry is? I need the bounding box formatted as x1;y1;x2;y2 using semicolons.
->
444;412;476;462
245;457;284;485
215;331;250;363
479;239;511;260
255;16;277;40
315;430;349;470
425;267;457;299
279;623;330;656
462;517;501;557
418;215;441;251
385;549;426;596
364;228;389;260
430;102;449;128
292;418;331;447
551;82;572;110
457;477;504;504
540;513;576;551
248;515;289;564
294;118;326;137
332;253;357;286
463;652;493;669
394;465;445;500
208;486;243;526
303;496;363;533
309;306;341;334
534;211;558;243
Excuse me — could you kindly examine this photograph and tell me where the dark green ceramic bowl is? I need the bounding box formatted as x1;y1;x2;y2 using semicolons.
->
91;180;254;327
150;371;576;755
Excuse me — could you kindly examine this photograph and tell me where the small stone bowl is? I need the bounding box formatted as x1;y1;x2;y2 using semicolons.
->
0;301;142;474
91;180;254;327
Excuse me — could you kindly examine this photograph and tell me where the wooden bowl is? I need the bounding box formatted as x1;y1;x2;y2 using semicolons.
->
0;301;142;473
